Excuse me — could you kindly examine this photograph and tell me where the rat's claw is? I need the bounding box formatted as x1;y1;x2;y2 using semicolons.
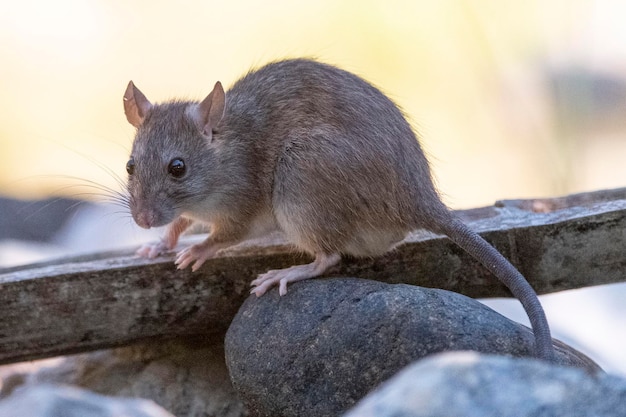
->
175;244;215;271
191;258;207;272
136;246;152;258
250;269;290;297
249;270;277;287
250;287;264;297
279;279;288;296
136;240;169;259
175;247;193;269
250;274;281;297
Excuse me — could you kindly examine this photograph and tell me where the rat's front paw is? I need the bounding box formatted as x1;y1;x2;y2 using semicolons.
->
175;243;217;272
136;240;172;259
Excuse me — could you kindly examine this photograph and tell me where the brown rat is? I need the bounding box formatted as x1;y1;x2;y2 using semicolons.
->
123;59;554;361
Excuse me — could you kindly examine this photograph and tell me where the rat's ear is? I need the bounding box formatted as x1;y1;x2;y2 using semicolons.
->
123;81;152;128
195;81;225;140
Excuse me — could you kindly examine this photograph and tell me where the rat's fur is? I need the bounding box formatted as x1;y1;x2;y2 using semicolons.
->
124;59;554;361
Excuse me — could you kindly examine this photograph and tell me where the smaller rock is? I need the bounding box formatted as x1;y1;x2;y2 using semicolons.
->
1;340;246;417
0;384;175;417
344;351;626;417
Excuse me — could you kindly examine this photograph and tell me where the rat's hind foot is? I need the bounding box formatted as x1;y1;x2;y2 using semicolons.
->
250;253;341;297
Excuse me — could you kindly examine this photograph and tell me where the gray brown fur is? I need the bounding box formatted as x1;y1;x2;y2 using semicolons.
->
125;59;554;361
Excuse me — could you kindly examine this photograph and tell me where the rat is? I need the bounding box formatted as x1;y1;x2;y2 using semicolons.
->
123;58;554;361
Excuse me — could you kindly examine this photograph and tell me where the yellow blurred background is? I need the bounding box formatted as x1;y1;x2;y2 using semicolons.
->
1;0;625;208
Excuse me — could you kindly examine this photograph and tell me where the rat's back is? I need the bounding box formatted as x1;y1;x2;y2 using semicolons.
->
222;59;447;256
226;60;555;360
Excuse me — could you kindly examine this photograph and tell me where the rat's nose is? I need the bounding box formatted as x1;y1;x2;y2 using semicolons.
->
133;209;158;229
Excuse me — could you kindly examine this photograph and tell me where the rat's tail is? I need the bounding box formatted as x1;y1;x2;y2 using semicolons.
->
439;217;555;361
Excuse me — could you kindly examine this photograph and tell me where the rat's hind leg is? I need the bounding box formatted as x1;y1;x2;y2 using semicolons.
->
250;252;341;297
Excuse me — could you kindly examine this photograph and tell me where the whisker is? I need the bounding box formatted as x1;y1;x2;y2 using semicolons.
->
42;139;129;188
19;197;89;223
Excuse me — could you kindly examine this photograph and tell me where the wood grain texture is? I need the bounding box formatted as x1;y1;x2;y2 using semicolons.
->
0;188;624;365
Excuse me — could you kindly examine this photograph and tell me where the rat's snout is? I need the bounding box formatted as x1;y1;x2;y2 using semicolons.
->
131;205;161;229
130;198;174;229
128;184;174;229
135;212;154;229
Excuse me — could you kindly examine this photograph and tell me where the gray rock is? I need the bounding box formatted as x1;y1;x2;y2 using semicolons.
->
225;277;600;417
1;340;246;417
0;384;174;417
344;351;626;417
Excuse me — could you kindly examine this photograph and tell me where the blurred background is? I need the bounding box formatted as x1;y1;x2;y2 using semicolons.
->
0;0;625;374
2;0;626;204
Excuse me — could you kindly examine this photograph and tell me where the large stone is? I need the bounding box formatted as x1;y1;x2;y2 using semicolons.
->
0;340;246;417
0;384;174;417
344;351;626;417
225;277;600;417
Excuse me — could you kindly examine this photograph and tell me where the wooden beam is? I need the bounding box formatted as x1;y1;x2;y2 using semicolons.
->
0;188;624;365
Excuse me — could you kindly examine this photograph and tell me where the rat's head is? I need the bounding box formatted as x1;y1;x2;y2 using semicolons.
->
123;81;226;228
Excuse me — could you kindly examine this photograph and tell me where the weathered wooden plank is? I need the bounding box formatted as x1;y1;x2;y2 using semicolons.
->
0;188;624;365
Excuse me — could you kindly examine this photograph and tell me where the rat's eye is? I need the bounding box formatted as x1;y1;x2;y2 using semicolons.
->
126;157;135;175
168;158;186;178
